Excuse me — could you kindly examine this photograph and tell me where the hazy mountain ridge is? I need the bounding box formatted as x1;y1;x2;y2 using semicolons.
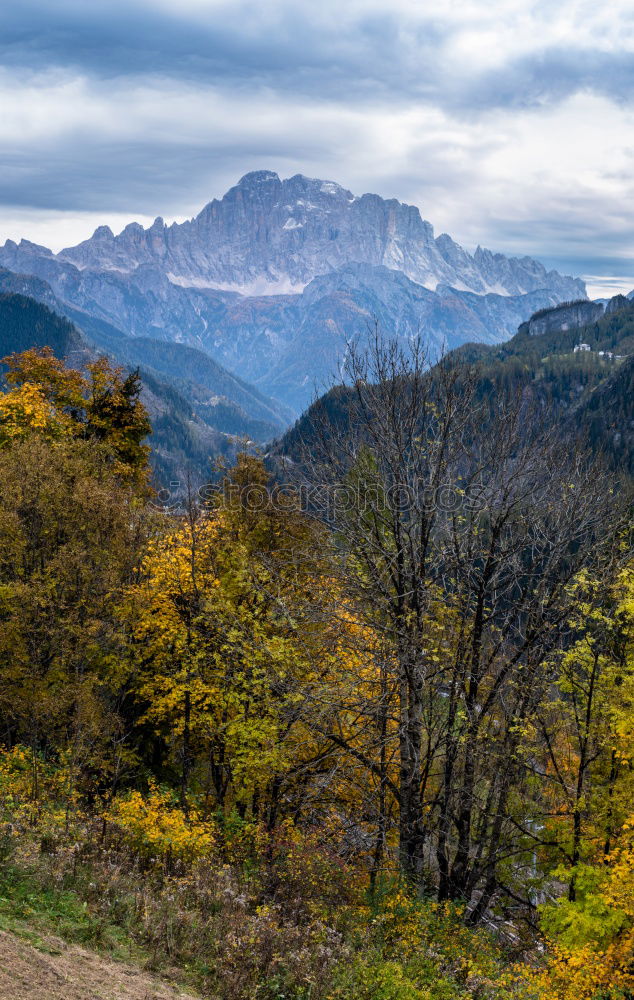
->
247;264;582;410
0;290;238;482
54;171;584;299
0;274;294;482
0;171;587;412
0;249;584;413
0;266;289;423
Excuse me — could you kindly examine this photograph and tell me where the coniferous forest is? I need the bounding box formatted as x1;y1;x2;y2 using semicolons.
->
1;323;633;999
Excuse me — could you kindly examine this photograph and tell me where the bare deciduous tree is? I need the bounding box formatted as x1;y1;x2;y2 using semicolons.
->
284;333;622;919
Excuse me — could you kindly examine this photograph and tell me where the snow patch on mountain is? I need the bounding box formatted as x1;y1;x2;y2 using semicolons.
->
0;171;587;413
47;171;583;302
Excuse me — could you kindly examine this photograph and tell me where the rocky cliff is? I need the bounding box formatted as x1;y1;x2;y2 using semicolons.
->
0;171;587;412
517;299;604;337
54;171;584;301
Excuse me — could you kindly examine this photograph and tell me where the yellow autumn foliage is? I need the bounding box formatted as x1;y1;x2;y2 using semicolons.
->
106;783;216;862
0;744;80;832
0;381;73;442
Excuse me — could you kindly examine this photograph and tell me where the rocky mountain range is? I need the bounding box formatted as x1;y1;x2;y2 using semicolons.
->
54;170;583;299
0;171;587;412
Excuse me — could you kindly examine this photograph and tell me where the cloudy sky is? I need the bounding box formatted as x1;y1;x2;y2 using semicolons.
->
1;0;633;296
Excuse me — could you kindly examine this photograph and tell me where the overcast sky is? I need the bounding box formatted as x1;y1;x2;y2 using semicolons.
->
1;0;633;296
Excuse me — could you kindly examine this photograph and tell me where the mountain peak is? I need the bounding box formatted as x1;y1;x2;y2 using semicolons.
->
39;171;584;305
605;293;631;315
286;173;349;195
18;239;53;256
237;170;280;186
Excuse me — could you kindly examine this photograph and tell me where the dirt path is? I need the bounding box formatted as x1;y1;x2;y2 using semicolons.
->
0;930;197;1000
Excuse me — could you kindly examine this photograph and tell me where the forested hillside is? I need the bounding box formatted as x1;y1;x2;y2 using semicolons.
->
0;291;86;359
0;291;286;485
276;295;634;473
0;329;633;999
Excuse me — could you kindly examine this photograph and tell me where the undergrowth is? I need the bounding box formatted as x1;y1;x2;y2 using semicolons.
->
0;747;523;999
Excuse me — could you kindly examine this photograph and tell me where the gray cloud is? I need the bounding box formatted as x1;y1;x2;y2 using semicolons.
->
0;2;445;100
1;1;633;110
456;49;634;111
0;0;633;289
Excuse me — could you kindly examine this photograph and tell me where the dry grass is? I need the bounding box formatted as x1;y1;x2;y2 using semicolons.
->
0;929;197;1000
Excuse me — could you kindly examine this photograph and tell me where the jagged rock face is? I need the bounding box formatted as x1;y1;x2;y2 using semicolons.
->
55;171;584;300
518;299;604;337
0;246;579;412
605;294;631;315
515;294;634;342
0;171;588;412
